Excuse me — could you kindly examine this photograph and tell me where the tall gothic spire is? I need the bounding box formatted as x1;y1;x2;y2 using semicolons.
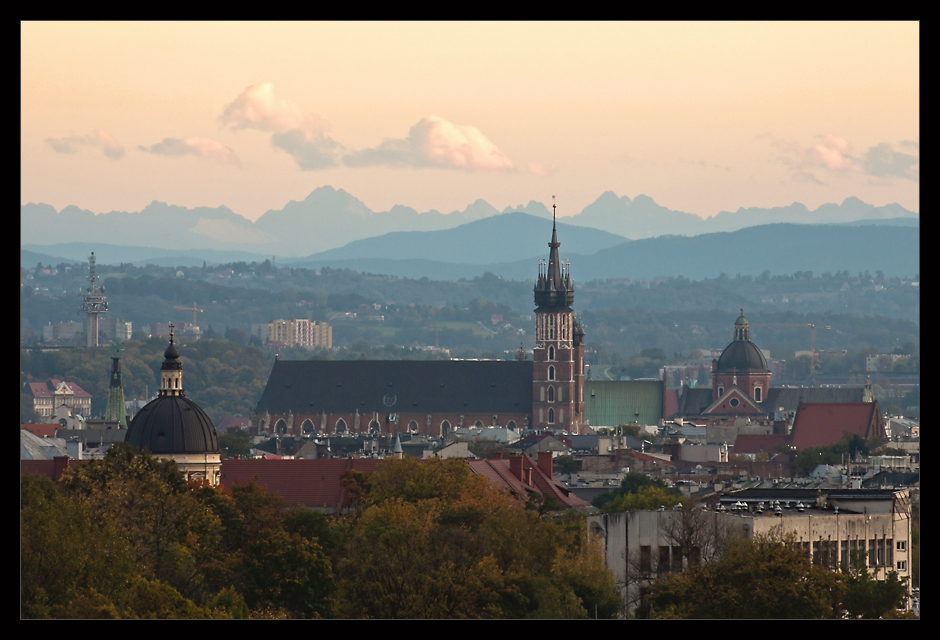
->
534;197;574;310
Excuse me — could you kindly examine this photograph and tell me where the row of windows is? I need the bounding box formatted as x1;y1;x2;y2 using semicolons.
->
279;417;520;435
803;538;896;570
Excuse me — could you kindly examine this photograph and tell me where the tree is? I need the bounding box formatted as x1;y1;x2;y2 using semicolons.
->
841;557;910;619
334;457;621;619
645;531;844;619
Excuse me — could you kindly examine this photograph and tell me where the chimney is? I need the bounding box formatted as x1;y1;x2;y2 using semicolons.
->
509;453;523;481
538;450;554;478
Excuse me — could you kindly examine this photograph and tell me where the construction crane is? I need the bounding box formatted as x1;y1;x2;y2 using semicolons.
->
751;322;833;377
174;302;204;328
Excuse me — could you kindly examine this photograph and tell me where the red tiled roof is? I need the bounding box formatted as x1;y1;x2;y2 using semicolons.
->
219;458;382;511
21;423;59;438
467;455;588;509
21;457;87;482
22;379;92;398
733;434;790;455
789;402;884;450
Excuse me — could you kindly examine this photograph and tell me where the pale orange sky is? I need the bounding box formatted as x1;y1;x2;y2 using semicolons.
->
21;21;919;222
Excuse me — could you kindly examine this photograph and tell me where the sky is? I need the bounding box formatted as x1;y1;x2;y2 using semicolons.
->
21;21;919;222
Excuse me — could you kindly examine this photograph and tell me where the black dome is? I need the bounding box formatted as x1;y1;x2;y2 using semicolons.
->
716;340;769;373
126;395;219;455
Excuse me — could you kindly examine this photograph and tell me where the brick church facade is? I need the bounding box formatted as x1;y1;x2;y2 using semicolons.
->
253;209;587;438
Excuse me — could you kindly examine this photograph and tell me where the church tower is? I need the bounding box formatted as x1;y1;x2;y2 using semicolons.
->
533;199;585;434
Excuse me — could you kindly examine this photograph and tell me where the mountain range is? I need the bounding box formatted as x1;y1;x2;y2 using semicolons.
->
21;186;916;258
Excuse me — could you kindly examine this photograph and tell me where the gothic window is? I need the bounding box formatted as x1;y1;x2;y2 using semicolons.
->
548;408;555;424
549;345;555;361
336;418;347;434
507;420;516;429
274;419;287;435
440;420;451;438
408;420;418;434
548;386;555;402
369;420;380;434
475;420;484;427
549;366;555;381
301;419;314;434
540;386;545;402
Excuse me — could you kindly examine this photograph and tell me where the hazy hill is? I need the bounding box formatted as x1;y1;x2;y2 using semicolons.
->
22;187;917;258
298;212;628;265
290;223;918;282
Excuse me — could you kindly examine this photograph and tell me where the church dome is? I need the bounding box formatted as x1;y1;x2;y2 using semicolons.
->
716;340;769;373
715;309;769;373
125;326;219;455
126;395;219;454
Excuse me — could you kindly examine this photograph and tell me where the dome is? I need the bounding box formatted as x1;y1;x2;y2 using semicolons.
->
126;395;219;454
716;339;769;373
164;340;180;361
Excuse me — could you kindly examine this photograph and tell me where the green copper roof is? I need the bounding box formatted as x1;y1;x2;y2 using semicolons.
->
585;380;663;428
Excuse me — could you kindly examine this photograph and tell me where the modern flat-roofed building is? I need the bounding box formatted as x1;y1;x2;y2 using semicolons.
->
590;488;912;615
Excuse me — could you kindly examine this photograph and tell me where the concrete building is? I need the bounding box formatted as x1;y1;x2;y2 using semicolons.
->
589;488;913;615
268;318;332;349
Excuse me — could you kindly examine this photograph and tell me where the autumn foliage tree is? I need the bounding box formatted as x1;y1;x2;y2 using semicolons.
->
335;457;621;619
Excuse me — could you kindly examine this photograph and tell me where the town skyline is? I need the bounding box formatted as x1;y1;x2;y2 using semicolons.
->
22;21;919;223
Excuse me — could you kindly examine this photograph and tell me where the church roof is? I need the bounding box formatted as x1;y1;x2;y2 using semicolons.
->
126;395;219;454
255;359;534;416
764;387;867;412
715;340;769;373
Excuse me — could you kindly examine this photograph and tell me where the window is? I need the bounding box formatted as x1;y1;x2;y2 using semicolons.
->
369;420;380;434
549;346;555;360
335;418;347;434
408;420;419;433
548;408;555;424
729;398;740;407
754;385;762;402
549;366;555;381
659;546;671;573
897;540;906;551
717;386;724;397
548;386;554;402
440;420;451;438
640;546;651;573
897;561;907;571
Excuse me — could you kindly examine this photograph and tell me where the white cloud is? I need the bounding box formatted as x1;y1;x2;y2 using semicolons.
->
343;115;514;173
764;133;917;183
219;83;342;170
138;137;242;167
527;161;558;177
45;129;124;160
